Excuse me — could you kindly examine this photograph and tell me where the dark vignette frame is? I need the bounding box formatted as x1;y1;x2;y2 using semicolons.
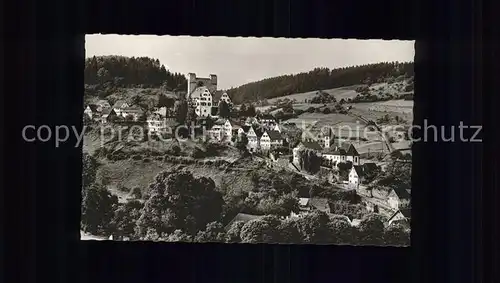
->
3;0;493;282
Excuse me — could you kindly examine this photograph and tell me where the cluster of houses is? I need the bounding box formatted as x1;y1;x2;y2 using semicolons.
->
84;99;145;124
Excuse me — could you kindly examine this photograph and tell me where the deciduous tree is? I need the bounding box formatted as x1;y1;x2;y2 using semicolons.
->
218;100;230;118
81;184;118;235
194;221;226;242
136;170;224;237
225;221;246;243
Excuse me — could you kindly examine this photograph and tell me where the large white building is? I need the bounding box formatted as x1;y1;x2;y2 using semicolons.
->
185;73;232;118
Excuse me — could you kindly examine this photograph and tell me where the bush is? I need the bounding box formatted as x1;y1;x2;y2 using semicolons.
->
191;147;205;159
143;158;151;163
132;154;142;160
322;107;331;114
131;187;142;199
168;145;181;156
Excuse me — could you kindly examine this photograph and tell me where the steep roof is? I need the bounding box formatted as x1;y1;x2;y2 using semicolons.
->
299;141;323;151
113;100;128;108
267;130;283;141
86;104;98;112
346;144;360;156
331;141;351;151
240;125;251;133
187;86;211;99
253;127;264;138
352;165;365;177
389;187;411;200
309;198;330;212
212;90;227;103
400;208;411;219
323;147;347;155
101;108;112;115
387;208;411;227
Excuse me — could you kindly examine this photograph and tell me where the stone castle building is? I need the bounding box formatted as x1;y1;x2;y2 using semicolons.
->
185;73;232;117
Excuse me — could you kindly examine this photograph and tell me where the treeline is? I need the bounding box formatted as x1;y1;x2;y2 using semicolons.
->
227;62;414;104
84;55;187;90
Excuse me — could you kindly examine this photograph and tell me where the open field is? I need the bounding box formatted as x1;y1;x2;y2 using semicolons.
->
267;85;363;104
287;112;360;126
347;100;414;124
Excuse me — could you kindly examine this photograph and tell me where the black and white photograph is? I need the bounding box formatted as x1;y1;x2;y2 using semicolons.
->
80;35;414;245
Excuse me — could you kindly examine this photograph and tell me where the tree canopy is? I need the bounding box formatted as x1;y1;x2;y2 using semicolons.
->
136;169;224;237
84;56;187;90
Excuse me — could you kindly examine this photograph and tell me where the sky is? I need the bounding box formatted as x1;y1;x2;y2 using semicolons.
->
85;35;414;89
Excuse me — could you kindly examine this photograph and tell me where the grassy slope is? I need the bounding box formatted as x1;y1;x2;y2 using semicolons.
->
267;85;362;104
96;157;264;202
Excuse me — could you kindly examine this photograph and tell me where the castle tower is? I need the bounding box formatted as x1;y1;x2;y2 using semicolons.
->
209;74;218;93
187;73;197;95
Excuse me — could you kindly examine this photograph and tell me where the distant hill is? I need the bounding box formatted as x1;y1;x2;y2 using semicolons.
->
226;62;414;104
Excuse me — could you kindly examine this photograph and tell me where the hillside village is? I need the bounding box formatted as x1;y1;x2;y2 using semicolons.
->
82;57;413;245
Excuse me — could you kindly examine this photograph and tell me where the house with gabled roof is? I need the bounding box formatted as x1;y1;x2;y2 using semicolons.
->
387;187;411;211
100;108;118;124
208;119;233;143
387;208;411;228
323;143;361;166
260;131;271;151
84;104;99;119
302;126;335;148
212;90;232;107
246;126;264;152
267;130;284;147
345;144;360;164
349;165;365;189
121;106;144;121
112;100;130;116
96;100;111;111
238;125;251;136
292;140;323;164
146;113;167;134
292;197;331;217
